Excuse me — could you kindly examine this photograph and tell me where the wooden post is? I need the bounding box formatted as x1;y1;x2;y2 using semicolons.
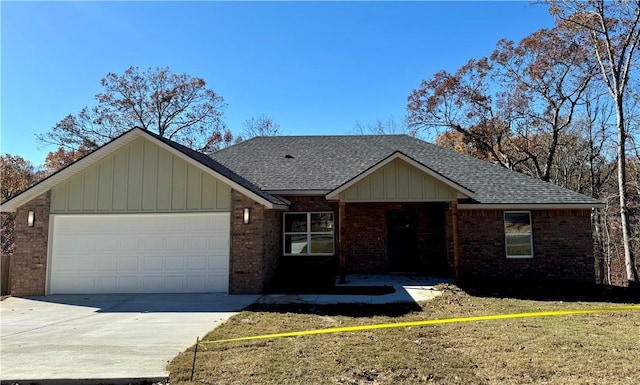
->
339;201;346;284
190;336;199;381
450;201;461;280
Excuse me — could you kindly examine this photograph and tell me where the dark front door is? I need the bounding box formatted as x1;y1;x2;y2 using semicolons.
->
387;211;418;272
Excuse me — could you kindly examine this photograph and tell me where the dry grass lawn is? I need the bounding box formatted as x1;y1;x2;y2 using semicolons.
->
168;282;640;385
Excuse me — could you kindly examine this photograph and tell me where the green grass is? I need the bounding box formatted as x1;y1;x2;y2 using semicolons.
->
168;283;640;385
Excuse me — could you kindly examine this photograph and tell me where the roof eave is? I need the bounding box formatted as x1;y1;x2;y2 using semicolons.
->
1;128;287;212
266;190;331;196
2;129;144;212
457;203;605;210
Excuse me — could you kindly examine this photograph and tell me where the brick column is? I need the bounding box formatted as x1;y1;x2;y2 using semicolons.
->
11;192;51;296
229;190;265;293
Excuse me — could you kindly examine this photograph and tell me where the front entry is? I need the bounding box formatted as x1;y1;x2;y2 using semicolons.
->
387;211;418;272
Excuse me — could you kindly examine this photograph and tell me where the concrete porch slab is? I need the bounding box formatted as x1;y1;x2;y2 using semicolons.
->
258;275;451;305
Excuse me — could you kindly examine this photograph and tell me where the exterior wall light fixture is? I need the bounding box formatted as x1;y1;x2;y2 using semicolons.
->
28;211;35;227
243;208;250;224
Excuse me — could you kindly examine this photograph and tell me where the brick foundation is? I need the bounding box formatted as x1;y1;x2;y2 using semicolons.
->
456;209;595;282
10;192;51;296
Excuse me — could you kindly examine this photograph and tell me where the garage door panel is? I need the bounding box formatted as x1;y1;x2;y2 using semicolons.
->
118;256;139;271
97;276;117;291
98;258;118;271
50;213;230;294
143;256;164;270
143;276;163;290
166;237;186;250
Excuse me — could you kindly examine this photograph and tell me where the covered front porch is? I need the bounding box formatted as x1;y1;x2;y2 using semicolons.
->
328;152;472;283
338;202;451;276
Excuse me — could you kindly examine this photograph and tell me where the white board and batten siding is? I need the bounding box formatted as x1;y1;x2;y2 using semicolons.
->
47;137;232;294
339;158;458;202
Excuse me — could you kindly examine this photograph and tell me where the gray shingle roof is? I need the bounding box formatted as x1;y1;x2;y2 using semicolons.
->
210;135;602;205
144;130;287;206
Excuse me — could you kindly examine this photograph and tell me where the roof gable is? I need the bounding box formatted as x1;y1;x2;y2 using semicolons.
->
326;152;474;201
50;136;232;213
2;128;287;212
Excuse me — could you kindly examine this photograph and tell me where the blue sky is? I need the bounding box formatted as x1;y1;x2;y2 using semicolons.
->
1;1;554;166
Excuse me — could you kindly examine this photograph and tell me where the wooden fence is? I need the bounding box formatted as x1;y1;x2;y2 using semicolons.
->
1;254;10;295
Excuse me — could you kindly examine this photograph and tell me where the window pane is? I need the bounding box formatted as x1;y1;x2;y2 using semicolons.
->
505;212;531;233
285;213;307;232
506;234;532;256
310;234;334;254
285;234;308;254
311;213;334;232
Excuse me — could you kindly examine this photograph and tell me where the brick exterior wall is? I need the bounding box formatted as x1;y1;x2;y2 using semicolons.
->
261;208;282;291
343;202;448;273
8;188;598;297
229;190;283;293
287;195;339;213
456;209;595;282
10;192;51;296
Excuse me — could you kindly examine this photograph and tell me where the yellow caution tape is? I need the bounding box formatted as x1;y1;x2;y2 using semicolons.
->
199;304;640;345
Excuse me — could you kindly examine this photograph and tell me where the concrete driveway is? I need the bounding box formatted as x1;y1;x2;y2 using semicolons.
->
0;293;258;382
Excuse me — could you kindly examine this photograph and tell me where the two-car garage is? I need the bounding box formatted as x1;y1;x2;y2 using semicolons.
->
37;133;237;295
4;129;285;297
48;213;230;294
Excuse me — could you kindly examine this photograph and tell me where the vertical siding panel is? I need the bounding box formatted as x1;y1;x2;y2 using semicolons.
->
201;174;216;209
383;162;397;199
437;185;454;200
67;174;84;211
397;161;410;199
156;148;172;210
216;181;230;210
410;169;423;199
423;177;436;199
186;165;202;210
97;157;114;211
52;183;69;212
82;165;98;211
112;149;129;210
345;186;358;201
141;140;158;210
171;156;187;210
127;139;143;210
371;169;384;199
358;176;371;200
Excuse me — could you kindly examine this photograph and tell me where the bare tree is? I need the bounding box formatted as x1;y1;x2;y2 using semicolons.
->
550;0;640;284
38;66;234;154
353;116;418;137
242;115;281;138
407;25;594;179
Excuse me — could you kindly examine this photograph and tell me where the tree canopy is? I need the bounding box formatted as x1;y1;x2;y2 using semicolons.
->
37;66;233;154
407;1;640;285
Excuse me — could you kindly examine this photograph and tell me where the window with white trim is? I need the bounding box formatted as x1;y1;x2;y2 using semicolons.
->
504;211;533;259
284;212;334;255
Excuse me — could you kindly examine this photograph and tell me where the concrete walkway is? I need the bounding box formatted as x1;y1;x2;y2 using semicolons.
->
259;275;448;305
0;293;258;383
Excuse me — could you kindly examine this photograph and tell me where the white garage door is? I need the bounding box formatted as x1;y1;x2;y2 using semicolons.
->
49;213;230;294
